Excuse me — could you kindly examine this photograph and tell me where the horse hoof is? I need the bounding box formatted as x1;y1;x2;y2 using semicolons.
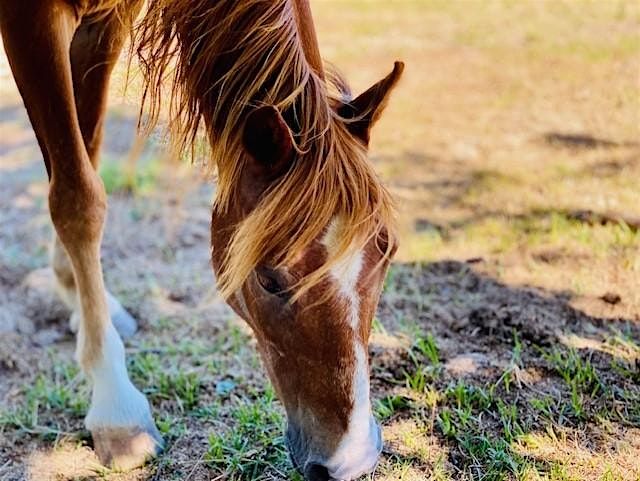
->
106;292;138;339
92;425;164;471
69;311;80;333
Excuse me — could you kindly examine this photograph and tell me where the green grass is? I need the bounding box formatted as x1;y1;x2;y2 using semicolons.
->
414;333;441;368
383;331;639;480
99;156;160;195
205;386;296;480
127;321;256;408
492;333;523;394
375;394;411;421
0;360;87;439
435;381;524;481
542;348;603;395
404;333;443;393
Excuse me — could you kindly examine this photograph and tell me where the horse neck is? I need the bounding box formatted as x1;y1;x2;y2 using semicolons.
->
291;0;324;79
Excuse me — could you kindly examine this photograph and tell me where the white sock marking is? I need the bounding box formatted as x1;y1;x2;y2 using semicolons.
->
84;324;153;431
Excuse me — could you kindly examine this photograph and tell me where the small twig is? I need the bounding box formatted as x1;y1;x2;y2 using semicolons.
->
184;451;207;481
0;460;11;473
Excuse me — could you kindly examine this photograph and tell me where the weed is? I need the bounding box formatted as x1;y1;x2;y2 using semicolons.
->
0;362;87;438
415;333;441;367
205;386;290;480
496;400;523;442
493;332;523;394
99;157;160;195
437;409;456;439
375;395;410;420
529;396;555;419
446;380;493;412
404;366;428;393
542;347;603;397
403;333;442;394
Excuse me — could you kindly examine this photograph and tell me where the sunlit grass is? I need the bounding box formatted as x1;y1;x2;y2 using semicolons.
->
99;156;161;195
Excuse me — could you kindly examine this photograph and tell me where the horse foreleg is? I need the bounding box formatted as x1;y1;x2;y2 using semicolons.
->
0;0;162;469
53;236;137;338
53;2;143;339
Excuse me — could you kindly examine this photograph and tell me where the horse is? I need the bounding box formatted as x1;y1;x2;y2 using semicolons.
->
0;1;403;479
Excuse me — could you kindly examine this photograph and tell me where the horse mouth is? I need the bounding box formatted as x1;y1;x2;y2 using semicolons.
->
286;432;331;481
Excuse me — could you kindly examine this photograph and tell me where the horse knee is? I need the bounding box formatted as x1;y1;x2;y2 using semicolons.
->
49;170;107;249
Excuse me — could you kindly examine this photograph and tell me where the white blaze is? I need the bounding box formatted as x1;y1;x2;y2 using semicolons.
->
321;219;378;479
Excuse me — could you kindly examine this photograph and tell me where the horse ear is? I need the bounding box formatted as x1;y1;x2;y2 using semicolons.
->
242;105;295;178
337;61;404;145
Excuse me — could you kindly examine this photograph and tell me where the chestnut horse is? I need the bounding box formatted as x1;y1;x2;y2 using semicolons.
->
0;0;403;479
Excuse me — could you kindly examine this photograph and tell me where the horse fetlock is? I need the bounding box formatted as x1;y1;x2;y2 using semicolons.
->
71;292;138;338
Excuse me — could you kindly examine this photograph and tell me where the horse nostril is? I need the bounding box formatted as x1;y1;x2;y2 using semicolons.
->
305;463;331;481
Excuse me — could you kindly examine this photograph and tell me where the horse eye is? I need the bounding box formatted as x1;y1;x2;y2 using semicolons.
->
256;269;285;296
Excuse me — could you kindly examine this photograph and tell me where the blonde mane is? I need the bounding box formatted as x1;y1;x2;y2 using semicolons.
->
135;0;396;299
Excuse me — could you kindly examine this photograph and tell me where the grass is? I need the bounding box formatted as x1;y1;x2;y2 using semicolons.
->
440;357;624;479
542;348;603;395
205;386;298;481
1;291;638;479
0;359;87;439
375;320;639;480
375;394;411;421
129;352;202;412
99;156;161;195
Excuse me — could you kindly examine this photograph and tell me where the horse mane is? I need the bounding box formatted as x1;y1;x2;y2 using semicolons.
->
134;0;396;299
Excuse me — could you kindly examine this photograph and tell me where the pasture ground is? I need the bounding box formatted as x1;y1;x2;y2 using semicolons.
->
1;1;639;480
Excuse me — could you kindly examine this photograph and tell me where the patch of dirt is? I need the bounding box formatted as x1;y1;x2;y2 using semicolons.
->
380;260;635;349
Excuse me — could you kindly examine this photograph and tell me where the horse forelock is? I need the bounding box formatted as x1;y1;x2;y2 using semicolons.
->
134;0;395;299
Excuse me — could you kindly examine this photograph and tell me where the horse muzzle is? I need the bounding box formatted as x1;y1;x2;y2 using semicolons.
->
287;416;382;481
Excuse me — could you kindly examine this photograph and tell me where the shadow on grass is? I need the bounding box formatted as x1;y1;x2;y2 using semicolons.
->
377;140;639;240
542;132;640;150
444;207;640;234
374;260;639;479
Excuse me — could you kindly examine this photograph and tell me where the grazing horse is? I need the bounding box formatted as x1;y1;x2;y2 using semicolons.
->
0;0;403;479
